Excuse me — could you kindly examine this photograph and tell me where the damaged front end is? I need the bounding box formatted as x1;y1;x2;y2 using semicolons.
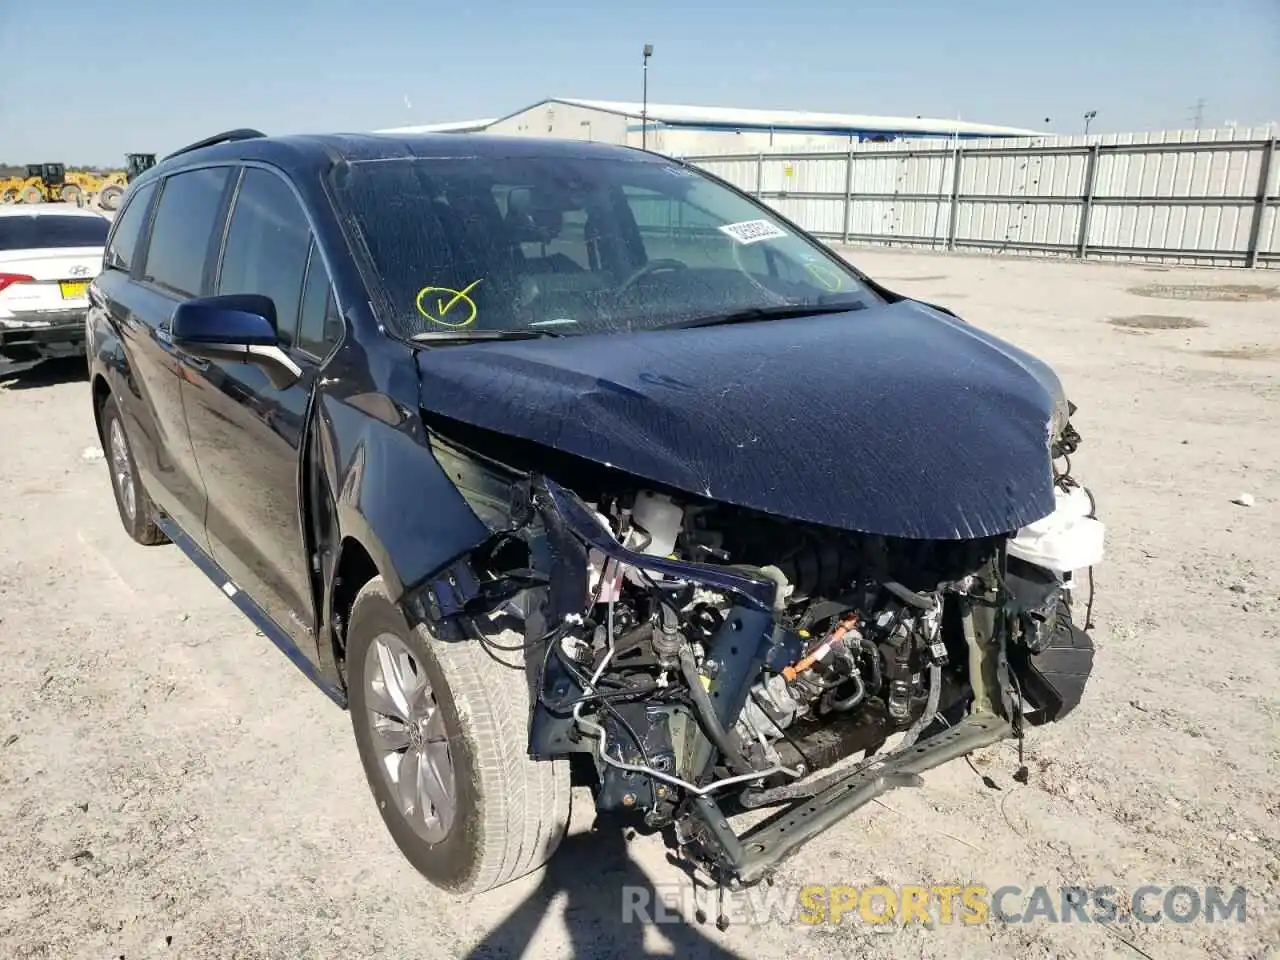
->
401;421;1102;889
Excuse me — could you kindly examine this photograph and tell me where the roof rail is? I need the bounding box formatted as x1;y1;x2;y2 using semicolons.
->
162;128;267;162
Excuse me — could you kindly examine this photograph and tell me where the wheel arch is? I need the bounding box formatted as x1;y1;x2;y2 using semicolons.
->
299;402;399;697
91;372;112;441
304;385;493;696
325;534;382;691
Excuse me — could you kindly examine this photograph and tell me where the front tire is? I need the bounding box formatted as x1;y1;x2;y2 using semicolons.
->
100;393;167;546
346;577;570;893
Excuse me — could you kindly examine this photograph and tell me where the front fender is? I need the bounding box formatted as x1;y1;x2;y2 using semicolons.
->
318;385;492;604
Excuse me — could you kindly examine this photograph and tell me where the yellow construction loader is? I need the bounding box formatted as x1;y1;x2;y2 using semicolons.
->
0;154;155;209
0;163;69;204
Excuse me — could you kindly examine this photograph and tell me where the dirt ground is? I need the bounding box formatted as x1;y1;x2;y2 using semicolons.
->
1;248;1277;960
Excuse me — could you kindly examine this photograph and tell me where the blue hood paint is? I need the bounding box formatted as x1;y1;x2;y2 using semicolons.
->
415;300;1064;540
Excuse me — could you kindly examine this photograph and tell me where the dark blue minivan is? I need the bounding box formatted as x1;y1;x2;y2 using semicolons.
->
86;129;1098;897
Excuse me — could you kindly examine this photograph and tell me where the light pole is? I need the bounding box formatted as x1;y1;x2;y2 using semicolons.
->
642;43;654;150
1083;109;1097;135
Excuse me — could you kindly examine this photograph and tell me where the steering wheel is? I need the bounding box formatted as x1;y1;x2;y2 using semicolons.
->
620;258;688;290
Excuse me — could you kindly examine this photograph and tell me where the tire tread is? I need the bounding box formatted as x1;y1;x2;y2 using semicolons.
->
349;578;569;893
428;627;570;890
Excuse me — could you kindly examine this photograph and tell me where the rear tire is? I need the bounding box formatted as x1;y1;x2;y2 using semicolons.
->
100;393;167;546
346;576;570;893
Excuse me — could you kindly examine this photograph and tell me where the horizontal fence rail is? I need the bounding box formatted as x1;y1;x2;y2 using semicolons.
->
683;130;1280;268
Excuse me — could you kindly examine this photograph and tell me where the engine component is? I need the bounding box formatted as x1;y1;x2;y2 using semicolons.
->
735;584;947;753
687;520;863;598
651;601;684;668
823;672;866;712
781;615;859;684
871;592;942;722
631;490;683;557
898;662;941;750
595;701;681;813
1004;556;1066;654
738;673;806;739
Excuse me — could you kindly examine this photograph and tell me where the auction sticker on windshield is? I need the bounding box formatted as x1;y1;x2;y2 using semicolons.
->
719;219;788;245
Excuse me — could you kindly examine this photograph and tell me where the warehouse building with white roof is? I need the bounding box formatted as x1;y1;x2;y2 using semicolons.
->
376;98;1041;156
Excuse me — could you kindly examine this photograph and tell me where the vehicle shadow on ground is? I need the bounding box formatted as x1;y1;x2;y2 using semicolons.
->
467;819;745;959
0;357;89;391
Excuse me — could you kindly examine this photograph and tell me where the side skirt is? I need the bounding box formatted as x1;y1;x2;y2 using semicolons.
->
154;514;347;709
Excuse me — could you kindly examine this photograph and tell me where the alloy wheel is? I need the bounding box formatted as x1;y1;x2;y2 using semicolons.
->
364;633;457;843
108;417;136;525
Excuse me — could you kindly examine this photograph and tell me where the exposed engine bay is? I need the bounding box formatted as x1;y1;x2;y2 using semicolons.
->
556;493;992;793
412;417;1102;889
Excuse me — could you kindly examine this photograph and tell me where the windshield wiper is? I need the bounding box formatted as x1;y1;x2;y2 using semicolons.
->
410;328;565;344
658;300;867;331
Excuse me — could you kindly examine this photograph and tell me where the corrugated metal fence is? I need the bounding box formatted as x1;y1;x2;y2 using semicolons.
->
682;127;1280;267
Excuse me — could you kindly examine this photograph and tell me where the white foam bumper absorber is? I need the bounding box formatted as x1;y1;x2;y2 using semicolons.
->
1008;486;1104;574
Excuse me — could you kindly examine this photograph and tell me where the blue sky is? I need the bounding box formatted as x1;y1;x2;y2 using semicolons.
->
2;0;1277;164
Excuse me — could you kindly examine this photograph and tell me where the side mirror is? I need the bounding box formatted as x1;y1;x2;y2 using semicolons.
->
170;294;302;389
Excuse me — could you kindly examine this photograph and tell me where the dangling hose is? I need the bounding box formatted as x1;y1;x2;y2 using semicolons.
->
825;672;866;712
677;647;756;776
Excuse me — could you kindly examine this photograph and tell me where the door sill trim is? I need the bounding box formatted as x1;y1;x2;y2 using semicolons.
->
153;513;347;708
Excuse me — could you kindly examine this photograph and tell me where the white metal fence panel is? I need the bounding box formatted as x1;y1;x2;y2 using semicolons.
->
693;156;758;195
682;125;1279;267
1259;207;1280;259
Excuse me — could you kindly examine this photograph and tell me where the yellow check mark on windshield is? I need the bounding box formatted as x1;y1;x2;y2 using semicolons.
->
436;279;482;317
415;278;483;327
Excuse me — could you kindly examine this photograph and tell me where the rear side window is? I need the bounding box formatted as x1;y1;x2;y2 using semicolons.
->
0;214;110;252
145;167;233;297
103;181;157;273
216;168;312;347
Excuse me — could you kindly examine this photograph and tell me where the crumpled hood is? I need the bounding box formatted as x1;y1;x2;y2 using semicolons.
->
415;300;1066;539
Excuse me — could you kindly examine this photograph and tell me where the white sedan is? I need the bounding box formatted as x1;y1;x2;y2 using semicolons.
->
0;204;111;367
